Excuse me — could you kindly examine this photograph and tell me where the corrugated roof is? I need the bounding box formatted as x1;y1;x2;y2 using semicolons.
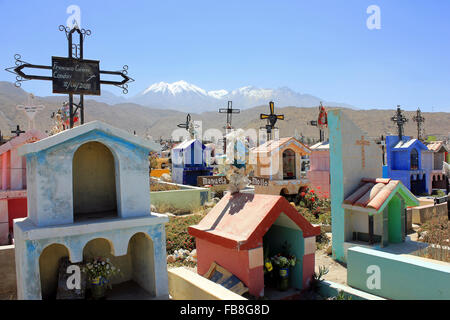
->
394;139;417;149
188;193;320;250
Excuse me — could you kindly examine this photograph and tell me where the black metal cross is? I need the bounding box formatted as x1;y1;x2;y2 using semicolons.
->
11;125;25;137
260;101;284;140
6;24;134;129
177;114;192;131
412;108;425;141
219;101;240;130
391;105;408;140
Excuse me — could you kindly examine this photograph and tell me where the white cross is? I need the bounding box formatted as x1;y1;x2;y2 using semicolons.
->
16;94;45;130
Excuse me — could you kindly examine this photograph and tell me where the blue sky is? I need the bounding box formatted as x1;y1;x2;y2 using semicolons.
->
0;0;449;112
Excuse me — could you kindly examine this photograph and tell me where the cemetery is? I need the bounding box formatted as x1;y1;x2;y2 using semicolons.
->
0;11;449;303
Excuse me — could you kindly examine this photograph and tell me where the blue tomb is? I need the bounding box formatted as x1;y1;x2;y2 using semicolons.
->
382;135;431;195
171;139;213;186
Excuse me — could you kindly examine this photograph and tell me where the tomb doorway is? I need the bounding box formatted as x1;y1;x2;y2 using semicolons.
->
262;216;303;292
410;174;426;195
282;149;296;180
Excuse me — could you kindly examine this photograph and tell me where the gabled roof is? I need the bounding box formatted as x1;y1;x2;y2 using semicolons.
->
173;139;205;150
188;193;320;250
251;137;310;155
342;178;419;214
392;138;428;151
0;129;47;155
310;140;330;150
18;121;159;156
427;141;448;153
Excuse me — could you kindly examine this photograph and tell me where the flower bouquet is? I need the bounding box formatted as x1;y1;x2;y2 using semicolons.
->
270;253;297;291
82;257;120;299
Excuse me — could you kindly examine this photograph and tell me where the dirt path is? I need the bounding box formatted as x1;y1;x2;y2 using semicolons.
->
314;233;348;285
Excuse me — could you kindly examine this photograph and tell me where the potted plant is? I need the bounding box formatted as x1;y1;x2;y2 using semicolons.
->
82;257;120;299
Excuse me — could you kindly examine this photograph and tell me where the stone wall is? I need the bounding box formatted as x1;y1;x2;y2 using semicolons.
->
409;202;448;224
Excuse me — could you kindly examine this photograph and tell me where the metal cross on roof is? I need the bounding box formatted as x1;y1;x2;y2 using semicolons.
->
5;24;134;129
177;114;192;130
219;101;240;130
309;102;327;142
11;125;25;137
412;108;425;141
391;105;408;140
260;101;284;140
177;114;199;139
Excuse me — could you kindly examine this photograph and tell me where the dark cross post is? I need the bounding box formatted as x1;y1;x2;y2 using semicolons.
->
391;105;408;140
6;24;134;129
380;135;386;166
0;130;4;145
309;102;326;142
219;101;240;154
412;108;425;141
177;113;192;131
260;101;284;141
11;125;25;137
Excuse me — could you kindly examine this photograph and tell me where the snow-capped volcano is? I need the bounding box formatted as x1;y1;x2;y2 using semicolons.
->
130;80;349;113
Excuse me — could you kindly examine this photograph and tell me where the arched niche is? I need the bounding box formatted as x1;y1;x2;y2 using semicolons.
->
127;232;156;296
73;141;118;221
39;243;70;300
282;149;296;180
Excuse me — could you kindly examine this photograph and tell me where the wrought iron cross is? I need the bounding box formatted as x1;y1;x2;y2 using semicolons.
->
11;125;25;137
6;24;134;129
412;108;425;141
391;105;408;140
355;135;370;168
177;114;198;139
260;101;284;140
219;101;240;130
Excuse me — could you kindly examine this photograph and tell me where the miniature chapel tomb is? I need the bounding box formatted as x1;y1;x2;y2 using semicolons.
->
14;121;169;300
188;193;320;297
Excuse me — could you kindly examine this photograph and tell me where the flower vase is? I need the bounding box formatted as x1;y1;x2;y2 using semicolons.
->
91;277;107;300
277;268;290;291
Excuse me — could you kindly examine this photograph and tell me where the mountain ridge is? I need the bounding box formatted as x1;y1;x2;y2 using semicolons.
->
0;81;448;143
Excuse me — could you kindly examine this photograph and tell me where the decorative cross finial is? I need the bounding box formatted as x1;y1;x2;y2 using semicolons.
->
391;105;408;140
412;108;425;141
219;101;240;130
355;135;370;168
11;125;25;137
260;101;284;140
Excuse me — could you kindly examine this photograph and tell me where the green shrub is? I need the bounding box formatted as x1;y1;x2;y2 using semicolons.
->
165;214;204;254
